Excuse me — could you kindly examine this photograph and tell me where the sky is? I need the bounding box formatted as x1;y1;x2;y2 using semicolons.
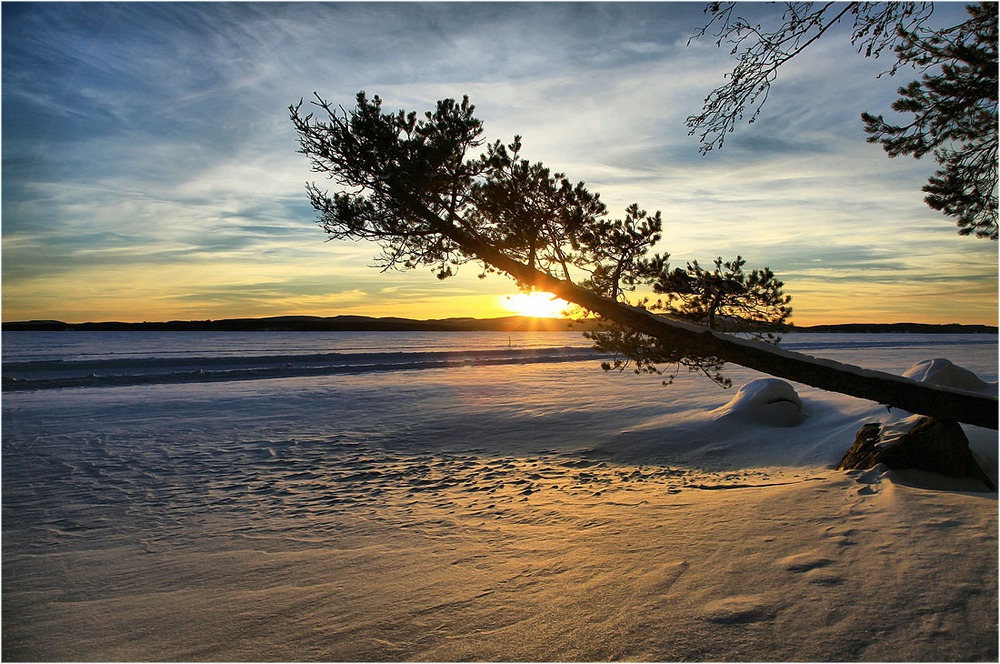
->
2;2;996;326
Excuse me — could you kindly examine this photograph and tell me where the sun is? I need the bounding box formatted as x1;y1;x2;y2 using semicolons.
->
501;292;571;318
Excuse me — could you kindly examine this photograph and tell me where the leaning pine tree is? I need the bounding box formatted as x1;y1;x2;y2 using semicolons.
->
290;92;996;429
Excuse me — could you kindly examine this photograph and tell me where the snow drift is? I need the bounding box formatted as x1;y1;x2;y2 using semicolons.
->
902;357;998;394
711;378;806;427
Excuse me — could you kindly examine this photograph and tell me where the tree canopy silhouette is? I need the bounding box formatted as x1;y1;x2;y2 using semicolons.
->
687;1;998;239
291;91;790;386
290;91;997;429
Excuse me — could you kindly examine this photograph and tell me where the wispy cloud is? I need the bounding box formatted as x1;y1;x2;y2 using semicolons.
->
2;2;994;324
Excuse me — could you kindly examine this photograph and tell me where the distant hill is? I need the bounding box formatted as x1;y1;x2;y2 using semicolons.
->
1;315;596;333
2;316;995;334
793;322;997;334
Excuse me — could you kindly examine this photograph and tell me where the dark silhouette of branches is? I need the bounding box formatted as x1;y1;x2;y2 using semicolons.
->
585;254;792;387
654;256;791;335
291;91;784;383
687;2;997;239
290;91;997;428
862;3;998;239
686;2;934;152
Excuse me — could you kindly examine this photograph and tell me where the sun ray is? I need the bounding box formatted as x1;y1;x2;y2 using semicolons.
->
500;292;571;318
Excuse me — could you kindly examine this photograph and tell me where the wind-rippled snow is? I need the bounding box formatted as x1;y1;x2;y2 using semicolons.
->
2;331;996;661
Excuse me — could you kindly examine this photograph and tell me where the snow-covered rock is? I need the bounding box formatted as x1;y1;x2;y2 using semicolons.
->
838;415;995;491
713;378;806;427
902;358;996;394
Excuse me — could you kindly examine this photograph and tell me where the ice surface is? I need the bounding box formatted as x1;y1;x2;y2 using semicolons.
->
1;331;602;391
2;331;996;661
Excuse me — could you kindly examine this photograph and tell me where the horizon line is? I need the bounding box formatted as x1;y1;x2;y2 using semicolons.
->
3;314;996;331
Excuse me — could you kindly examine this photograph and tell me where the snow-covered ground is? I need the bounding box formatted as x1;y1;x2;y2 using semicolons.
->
2;331;997;660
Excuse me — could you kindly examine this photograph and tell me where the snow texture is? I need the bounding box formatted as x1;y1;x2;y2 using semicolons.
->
2;331;996;661
902;356;999;394
712;378;806;427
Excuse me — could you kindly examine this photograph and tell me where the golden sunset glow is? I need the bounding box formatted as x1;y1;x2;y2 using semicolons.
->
501;292;571;319
2;3;995;326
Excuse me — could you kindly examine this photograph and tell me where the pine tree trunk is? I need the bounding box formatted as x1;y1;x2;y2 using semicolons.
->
441;221;998;430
